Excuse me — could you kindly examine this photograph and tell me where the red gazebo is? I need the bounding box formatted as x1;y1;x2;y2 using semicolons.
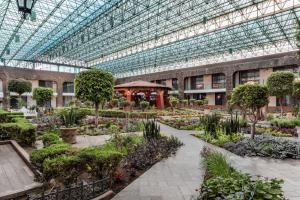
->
114;80;171;109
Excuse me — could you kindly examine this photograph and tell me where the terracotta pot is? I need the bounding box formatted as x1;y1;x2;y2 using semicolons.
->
60;127;77;144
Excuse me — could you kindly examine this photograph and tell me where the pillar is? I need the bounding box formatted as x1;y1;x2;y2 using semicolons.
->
178;75;185;99
56;80;64;107
156;90;165;109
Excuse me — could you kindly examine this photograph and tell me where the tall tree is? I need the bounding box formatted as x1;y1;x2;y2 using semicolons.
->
266;72;294;117
33;87;53;109
75;69;114;125
8;79;32;108
230;83;269;139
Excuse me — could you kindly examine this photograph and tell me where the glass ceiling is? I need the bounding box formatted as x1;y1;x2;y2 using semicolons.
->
0;0;299;76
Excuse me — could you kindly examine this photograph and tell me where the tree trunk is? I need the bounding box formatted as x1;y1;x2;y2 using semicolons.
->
280;97;284;117
250;122;256;139
95;102;99;126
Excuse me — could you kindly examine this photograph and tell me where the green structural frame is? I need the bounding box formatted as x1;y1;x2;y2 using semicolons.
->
0;0;299;76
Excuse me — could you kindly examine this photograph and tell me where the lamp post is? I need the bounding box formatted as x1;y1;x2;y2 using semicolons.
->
16;0;36;19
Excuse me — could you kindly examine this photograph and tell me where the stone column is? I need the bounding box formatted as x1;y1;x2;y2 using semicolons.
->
56;80;64;107
178;75;185;99
156;90;165;109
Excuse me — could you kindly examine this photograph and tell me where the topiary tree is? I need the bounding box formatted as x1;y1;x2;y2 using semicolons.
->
168;96;179;111
140;100;150;111
75;69;114;125
230;83;269;139
33;87;53;109
266;71;294;117
8;79;32;108
293;81;300;105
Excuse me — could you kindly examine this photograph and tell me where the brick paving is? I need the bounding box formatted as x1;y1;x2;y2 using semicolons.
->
113;123;300;200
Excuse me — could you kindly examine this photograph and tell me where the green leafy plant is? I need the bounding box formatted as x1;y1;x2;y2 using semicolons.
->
33;87;53;108
41;132;61;147
200;113;221;138
230;83;269;139
8;79;32;108
220;112;241;135
140;101;150;111
267;71;294;117
60;107;78;127
75;69;115;125
168;96;179;110
143;119;161;140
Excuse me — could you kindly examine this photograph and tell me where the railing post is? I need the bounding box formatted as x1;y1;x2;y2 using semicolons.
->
80;181;84;200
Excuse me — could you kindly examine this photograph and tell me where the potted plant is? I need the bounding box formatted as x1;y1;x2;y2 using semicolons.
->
60;107;78;144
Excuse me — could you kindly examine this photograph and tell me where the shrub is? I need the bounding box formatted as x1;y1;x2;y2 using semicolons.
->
43;155;80;183
126;136;183;170
195;100;203;106
266;113;274;121
78;147;123;178
140;101;150;111
168;96;179;110
220;113;240;135
200;113;221;138
198;151;285;200
189;99;196;106
0;115;36;146
196;132;243;147
271;118;300;128
224;135;300;159
41;132;61;147
143;119;161;140
33;87;53;108
30;143;71;169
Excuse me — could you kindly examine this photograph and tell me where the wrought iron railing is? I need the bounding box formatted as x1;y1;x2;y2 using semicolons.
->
28;178;110;200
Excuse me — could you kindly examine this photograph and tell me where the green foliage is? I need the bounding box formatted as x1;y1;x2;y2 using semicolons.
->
199;151;285;200
8;79;32;96
0;111;36;145
118;97;130;109
168;96;179;109
75;69;114;107
200;113;221;138
266;113;275;121
78;147;123;178
293;81;300;99
220;113;241;135
231;83;269;115
33;87;53;107
189;99;196;106
196;132;243;147
224;135;300;159
202;151;234;178
267;71;294;98
60;107;78;127
270;118;300;128
30;143;71;169
143;119;161;140
140;101;150;111
195;100;203;106
43;155;80;183
41;132;61;147
181;99;188;106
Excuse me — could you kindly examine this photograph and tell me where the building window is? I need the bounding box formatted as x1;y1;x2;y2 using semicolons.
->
63;82;74;93
39;80;53;88
193;93;206;100
172;78;178;90
156;80;166;86
184;78;189;90
63;96;73;106
215;93;226;106
212;74;226;89
191;76;204;90
276;96;294;107
240;70;259;84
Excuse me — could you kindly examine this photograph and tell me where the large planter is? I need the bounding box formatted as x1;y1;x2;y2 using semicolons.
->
60;127;77;144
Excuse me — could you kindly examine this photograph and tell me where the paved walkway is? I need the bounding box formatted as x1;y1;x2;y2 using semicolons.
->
0;143;41;198
113;124;205;200
113;123;300;200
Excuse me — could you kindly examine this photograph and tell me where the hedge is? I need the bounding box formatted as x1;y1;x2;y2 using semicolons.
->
30;143;71;169
0;110;36;145
41;132;62;147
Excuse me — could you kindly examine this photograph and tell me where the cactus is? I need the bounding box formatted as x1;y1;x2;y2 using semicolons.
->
221;112;241;135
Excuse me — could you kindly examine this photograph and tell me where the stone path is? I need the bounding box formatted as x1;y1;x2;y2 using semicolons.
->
0;143;41;198
113;123;300;200
113;123;205;200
